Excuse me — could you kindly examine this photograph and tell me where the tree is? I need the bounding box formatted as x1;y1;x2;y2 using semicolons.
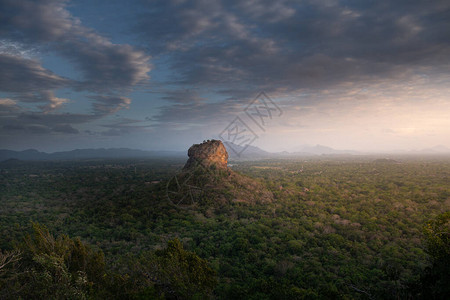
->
0;223;107;299
135;238;217;299
418;212;450;298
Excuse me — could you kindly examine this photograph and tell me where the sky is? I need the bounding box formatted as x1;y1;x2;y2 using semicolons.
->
0;0;449;153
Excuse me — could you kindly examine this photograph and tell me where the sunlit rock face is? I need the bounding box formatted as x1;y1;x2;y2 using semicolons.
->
183;140;228;170
173;139;273;204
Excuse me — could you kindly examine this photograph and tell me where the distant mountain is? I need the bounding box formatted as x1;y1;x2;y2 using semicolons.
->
4;143;446;162
297;144;334;154
223;142;271;160
0;148;185;161
224;143;360;160
287;144;361;156
0;144;358;162
418;145;450;154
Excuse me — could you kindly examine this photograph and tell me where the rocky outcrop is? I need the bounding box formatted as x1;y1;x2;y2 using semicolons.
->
183;140;228;170
167;139;273;206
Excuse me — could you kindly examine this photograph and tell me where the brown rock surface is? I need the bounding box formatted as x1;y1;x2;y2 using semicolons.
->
183;139;228;170
169;139;273;205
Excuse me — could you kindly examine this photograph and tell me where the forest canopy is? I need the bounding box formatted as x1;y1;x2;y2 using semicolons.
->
0;157;449;298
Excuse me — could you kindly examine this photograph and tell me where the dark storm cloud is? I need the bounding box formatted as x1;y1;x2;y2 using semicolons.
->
0;109;98;137
0;0;151;93
1;0;449;149
0;53;69;93
0;94;129;137
67;42;150;92
0;0;75;42
137;0;450;96
0;53;72;113
133;0;450;131
0;51;71;113
0;0;151;139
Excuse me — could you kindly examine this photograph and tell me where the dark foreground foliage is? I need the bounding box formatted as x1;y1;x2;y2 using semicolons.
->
0;223;215;299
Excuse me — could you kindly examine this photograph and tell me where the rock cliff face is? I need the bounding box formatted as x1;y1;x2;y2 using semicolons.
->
168;139;273;205
183;140;228;170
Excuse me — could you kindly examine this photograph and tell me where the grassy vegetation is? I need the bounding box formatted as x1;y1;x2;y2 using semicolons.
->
0;156;449;299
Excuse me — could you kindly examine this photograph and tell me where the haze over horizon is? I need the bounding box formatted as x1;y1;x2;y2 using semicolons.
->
1;0;449;153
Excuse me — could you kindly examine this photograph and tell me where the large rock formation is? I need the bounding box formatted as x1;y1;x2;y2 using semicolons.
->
166;139;273;206
183;140;228;170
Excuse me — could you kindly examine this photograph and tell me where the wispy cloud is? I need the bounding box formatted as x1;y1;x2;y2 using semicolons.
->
90;95;132;115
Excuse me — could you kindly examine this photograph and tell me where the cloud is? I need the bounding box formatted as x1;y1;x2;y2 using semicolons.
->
52;124;79;134
0;0;151;93
160;89;206;104
25;124;51;134
150;99;243;131
100;128;122;136
0;110;98;137
0;0;152;142
0;98;21;115
0;53;69;93
38;91;69;113
0;0;75;42
0;39;38;58
0;51;72;114
137;0;450;97
1;0;449;150
16;112;97;126
64;39;151;92
134;0;450;152
98;118;154;137
90;95;132;115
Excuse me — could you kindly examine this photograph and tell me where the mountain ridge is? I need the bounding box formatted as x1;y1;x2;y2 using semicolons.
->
0;148;185;161
1;144;449;161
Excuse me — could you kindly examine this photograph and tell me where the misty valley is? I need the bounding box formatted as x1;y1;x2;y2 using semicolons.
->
0;152;449;299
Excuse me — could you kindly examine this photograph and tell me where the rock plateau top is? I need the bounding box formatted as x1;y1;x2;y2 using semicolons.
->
183;139;228;170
